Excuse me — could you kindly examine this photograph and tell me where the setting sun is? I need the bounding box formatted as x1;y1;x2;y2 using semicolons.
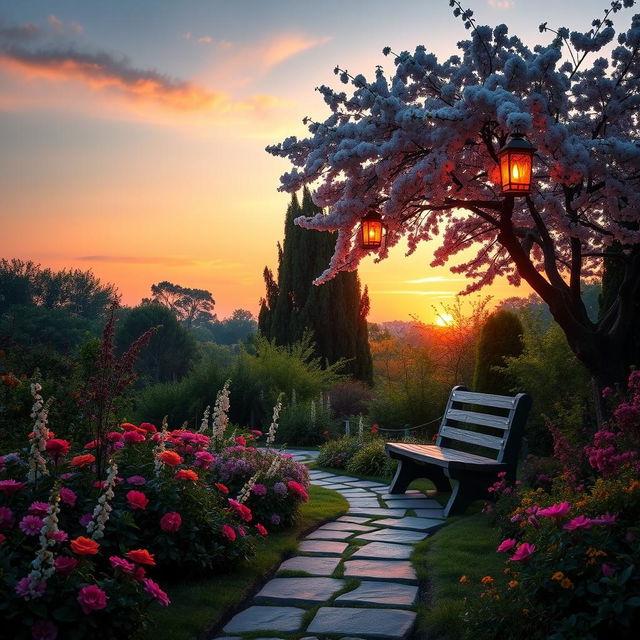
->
435;313;454;327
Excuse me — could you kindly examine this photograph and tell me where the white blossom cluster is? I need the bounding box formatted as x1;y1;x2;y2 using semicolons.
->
267;1;640;296
153;415;170;477
86;458;119;540
358;415;364;440
27;487;61;597
266;393;284;447
198;405;211;434
212;380;231;441
265;454;282;478
27;383;51;484
236;471;259;504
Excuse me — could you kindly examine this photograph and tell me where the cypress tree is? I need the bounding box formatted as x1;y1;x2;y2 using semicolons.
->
259;189;373;384
473;310;524;395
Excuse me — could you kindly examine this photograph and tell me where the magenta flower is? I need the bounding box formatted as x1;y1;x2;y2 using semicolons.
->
591;512;617;526
29;501;50;517
537;502;571;520
0;479;26;494
0;506;14;530
221;524;236;542
19;515;44;536
251;483;267;496
126;490;149;510
31;620;58;640
59;488;77;507
77;584;108;614
509;542;536;562
143;578;170;606
563;515;594;531
109;556;135;574
54;556;78;575
79;513;92;527
160;512;182;533
15;576;46;599
497;538;517;553
126;475;146;486
601;563;614;577
47;530;68;543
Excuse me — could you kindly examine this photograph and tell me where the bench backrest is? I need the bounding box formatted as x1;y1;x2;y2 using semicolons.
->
435;386;532;466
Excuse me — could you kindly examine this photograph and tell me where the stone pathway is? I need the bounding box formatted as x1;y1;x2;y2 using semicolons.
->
214;449;445;640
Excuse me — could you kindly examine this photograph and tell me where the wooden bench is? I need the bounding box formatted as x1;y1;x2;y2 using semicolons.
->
385;386;532;517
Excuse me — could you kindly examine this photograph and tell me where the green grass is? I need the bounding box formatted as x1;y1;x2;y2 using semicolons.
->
411;511;505;640
137;485;348;640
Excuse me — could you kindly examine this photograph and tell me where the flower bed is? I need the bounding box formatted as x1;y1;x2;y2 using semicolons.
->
0;383;310;639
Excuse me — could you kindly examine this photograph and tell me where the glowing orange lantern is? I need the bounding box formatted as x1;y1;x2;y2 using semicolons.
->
498;132;536;195
360;211;384;249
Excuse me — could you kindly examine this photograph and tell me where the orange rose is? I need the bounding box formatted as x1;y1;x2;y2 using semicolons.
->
70;454;96;468
121;422;147;434
126;549;156;565
175;469;198;482
70;536;100;555
158;451;183;467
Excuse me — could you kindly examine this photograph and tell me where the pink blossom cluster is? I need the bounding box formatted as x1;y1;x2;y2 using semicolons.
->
584;429;637;477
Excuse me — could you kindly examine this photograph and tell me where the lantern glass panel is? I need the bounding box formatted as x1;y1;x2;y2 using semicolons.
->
361;218;383;248
500;151;533;193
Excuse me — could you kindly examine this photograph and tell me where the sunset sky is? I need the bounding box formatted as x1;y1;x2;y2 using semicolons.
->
0;0;616;323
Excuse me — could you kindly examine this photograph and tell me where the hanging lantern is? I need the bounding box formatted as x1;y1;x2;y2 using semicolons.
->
360;211;384;249
498;131;536;195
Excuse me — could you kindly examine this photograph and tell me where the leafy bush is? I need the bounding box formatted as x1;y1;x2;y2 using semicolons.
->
346;439;397;478
276;399;332;446
328;381;373;417
317;436;362;469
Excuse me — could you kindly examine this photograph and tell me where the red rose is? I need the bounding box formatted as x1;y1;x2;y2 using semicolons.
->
221;524;236;542
215;483;229;494
160;512;182;533
45;438;70;459
126;490;149;510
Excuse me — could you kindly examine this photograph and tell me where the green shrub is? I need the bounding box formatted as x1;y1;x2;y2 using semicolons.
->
275;399;332;446
317;436;362;469
346;439;397;478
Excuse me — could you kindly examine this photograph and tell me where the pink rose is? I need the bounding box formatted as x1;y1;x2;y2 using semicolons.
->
160;512;182;533
54;556;78;575
496;538;517;553
77;584;107;614
60;488;77;507
256;523;268;536
109;556;135;574
143;578;170;606
537;502;571;521
123;430;145;445
126;490;149;510
509;542;536;562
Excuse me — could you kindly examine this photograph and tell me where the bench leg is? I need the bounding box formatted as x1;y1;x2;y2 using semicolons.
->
389;459;451;494
443;474;492;517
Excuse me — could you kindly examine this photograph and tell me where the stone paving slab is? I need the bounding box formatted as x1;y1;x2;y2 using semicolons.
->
307;606;416;639
254;577;345;606
340;488;374;494
346;499;382;508
223;606;304;633
351;541;413;560
278;555;341;575
385;499;444;509
357;528;428;544
311;480;338;486
325;475;360;483
308;472;334;479
336;580;418;607
299;540;348;556
319;522;377;533
348;507;406;518
338;516;371;524
375;516;445;532
343;559;417;583
348;480;387;488
306;529;357;541
414;509;445;518
321;483;351;490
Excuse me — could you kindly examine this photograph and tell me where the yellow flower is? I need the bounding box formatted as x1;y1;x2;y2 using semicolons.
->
481;576;494;585
459;575;469;584
627;480;640;493
508;580;519;588
560;578;574;589
551;571;565;581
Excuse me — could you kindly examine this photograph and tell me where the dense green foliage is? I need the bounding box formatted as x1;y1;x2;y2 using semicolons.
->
258;189;373;384
116;304;198;385
499;310;592;455
473;310;524;396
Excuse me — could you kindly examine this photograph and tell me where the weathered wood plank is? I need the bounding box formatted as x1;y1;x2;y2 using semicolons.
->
439;425;504;450
446;408;510;430
450;389;517;409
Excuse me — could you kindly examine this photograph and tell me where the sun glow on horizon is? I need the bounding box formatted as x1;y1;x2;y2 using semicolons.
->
435;312;454;327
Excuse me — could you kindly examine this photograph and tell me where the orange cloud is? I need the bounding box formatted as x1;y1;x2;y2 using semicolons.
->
0;45;285;114
263;34;332;68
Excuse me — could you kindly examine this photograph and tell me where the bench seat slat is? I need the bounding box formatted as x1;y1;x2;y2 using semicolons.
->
446;408;510;430
451;389;517;409
385;442;500;466
439;425;504;450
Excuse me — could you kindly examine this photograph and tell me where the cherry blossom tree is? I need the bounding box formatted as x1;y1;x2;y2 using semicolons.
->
267;0;640;392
